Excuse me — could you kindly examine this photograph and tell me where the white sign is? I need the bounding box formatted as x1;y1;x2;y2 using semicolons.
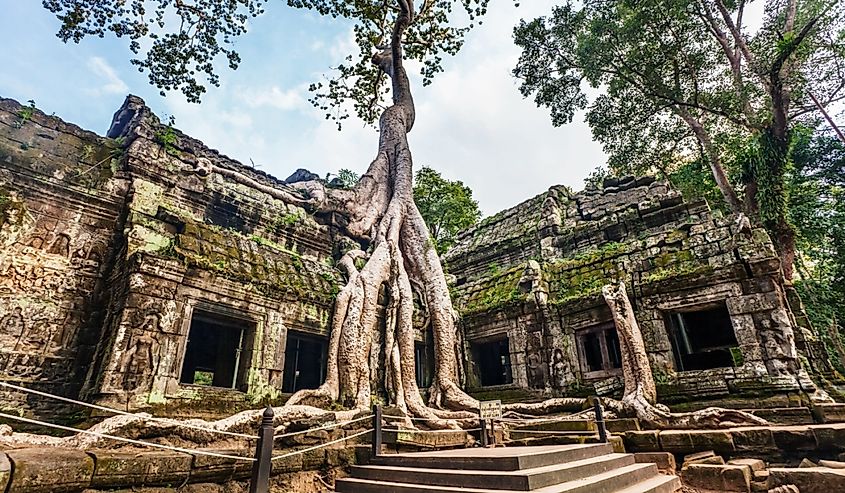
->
479;400;502;420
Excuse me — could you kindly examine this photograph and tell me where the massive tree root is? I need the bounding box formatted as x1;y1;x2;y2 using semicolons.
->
501;282;767;430
0;405;359;449
278;0;477;429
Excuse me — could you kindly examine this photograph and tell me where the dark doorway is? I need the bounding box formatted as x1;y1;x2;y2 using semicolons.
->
282;332;327;393
180;311;254;390
666;303;739;371
576;322;623;379
414;333;435;389
472;338;512;387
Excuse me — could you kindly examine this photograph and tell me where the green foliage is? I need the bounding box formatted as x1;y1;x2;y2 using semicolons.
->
788;128;845;374
514;0;845;262
13;100;36;128
413;166;481;254
273;212;303;232
43;0;494;124
155;116;179;156
326;169;359;189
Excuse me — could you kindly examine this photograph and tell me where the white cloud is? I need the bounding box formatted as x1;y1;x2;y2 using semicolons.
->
87;57;128;95
239;85;307;111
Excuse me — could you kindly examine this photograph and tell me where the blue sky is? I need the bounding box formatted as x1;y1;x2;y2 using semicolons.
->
0;1;608;215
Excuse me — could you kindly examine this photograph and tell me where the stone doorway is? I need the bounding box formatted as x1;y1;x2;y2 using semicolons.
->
472;337;513;387
282;332;327;393
666;303;739;371
179;311;254;390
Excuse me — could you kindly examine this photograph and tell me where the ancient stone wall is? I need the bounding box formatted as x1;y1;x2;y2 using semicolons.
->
0;98;129;420
0;96;347;417
448;176;823;406
87;97;344;411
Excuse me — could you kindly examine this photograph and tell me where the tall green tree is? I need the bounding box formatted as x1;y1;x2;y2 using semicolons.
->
513;0;845;279
413;166;481;254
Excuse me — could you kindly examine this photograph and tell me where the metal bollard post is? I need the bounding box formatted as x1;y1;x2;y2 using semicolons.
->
372;404;383;458
249;406;274;493
593;398;608;443
479;418;488;448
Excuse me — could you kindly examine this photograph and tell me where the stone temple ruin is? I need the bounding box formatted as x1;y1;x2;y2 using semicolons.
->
0;95;842;426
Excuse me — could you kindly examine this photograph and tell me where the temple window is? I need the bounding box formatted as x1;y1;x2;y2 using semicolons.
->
179;310;254;390
665;303;739;371
576;322;623;379
472;337;513;386
282;331;327;393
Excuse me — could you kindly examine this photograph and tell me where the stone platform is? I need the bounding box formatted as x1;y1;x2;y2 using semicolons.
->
336;444;680;492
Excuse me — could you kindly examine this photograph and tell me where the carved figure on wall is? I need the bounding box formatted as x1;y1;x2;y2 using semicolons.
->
14;307;54;352
47;233;71;257
525;331;547;389
761;330;793;377
551;348;572;389
0;306;25;348
120;328;159;393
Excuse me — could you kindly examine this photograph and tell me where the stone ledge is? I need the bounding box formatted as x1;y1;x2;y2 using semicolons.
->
6;447;95;493
89;449;193;488
625;423;845;457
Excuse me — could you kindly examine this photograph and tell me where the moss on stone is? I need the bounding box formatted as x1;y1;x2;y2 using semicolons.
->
460;265;525;315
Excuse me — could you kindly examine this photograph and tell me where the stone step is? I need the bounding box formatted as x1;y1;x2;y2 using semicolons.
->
372;444;614;471
352;453;635;490
335;463;661;493
613;475;682;493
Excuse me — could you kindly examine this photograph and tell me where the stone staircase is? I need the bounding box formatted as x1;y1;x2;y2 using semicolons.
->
336;443;681;493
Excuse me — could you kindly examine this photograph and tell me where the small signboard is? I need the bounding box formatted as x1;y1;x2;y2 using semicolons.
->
479;399;502;420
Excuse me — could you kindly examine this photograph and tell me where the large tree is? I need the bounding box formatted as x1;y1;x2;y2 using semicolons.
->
513;0;845;280
43;0;491;424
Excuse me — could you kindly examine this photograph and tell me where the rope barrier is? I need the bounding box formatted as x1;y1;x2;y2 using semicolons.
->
0;381;257;440
270;428;373;461
274;414;373;439
382;427;482;434
381;414;455;421
0;411;256;461
505;429;597;435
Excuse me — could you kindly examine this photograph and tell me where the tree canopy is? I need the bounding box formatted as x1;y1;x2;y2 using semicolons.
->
413;166;481;254
42;0;493;125
513;0;845;279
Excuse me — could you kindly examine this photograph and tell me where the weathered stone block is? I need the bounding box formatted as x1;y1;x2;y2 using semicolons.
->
188;449;249;483
634;452;676;474
689;430;735;453
682;464;751;492
812;424;845;451
772;426;817;452
624;430;660;451
0;453;9;493
659;430;694;453
6;447;94;493
728;458;766;472
732;427;776;452
769;467;845;493
270;453;303;475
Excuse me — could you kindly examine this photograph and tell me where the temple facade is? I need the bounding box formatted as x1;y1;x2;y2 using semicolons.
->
0;96;838;422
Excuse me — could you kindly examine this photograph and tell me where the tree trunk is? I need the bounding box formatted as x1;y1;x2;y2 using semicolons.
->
282;0;477;426
601;281;768;429
676;110;743;214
